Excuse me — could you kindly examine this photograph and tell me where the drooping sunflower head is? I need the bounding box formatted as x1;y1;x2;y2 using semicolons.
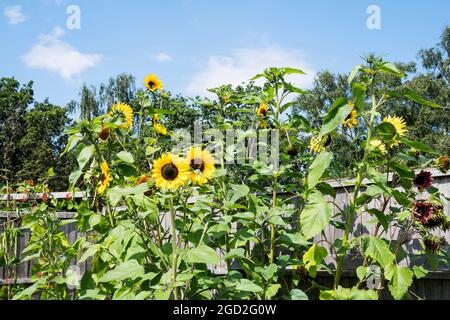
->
423;211;448;230
136;175;151;186
412;201;434;224
144;74;163;92
98;161;112;195
154;123;168;136
136;175;155;196
108;103;133;129
423;235;446;253
257;102;269;118
383;115;407;142
98;126;110;141
437;155;449;173
369;138;387;154
342;108;358;129
186;147;216;185
152;153;190;191
286;146;299;157
413;170;433;191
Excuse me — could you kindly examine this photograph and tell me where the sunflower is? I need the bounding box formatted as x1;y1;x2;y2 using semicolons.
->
383;115;407;144
369;138;387;154
423;236;446;253
342;104;358;129
260;119;267;129
412;201;434;224
154;123;168;136
98;162;112;195
257;102;269;118
309;134;331;153
186;147;216;185
423;211;448;230
152;153;190;191
136;175;155;196
136;175;151;186
413;170;433;191
108;103;133;129
437;155;449;173
153;113;160;122
144;74;163;92
98;126;110;141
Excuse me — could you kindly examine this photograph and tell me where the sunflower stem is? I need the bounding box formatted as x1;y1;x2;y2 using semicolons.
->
334;91;379;289
269;176;277;264
169;194;179;300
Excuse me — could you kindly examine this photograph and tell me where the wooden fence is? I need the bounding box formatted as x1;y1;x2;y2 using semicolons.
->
1;168;449;299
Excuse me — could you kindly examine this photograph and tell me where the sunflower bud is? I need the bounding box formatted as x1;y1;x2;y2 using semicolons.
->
99;127;110;141
437;156;449;173
286;146;298;157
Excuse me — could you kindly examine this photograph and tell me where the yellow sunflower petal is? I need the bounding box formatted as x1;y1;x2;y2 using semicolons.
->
108;103;133;129
383;115;407;136
144;74;164;92
342;109;358;129
151;153;190;191
370;138;387;154
257;102;268;118
186;147;216;185
154;123;168;136
98;161;112;195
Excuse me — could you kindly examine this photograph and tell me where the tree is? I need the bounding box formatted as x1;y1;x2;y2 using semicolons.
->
0;78;73;190
0;78;33;182
17;101;74;190
293;27;449;176
68;73;137;120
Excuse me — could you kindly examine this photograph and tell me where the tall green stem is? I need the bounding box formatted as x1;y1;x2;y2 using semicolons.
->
269;176;277;264
269;83;281;264
334;93;379;288
169;195;179;300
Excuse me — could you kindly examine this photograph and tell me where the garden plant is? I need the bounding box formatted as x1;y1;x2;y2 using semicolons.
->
0;56;449;300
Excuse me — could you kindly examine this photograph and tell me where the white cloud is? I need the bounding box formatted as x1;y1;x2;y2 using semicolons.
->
185;45;316;97
4;5;26;25
22;27;103;81
154;52;172;62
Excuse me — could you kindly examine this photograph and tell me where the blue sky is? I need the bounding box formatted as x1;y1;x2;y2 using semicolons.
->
1;0;449;107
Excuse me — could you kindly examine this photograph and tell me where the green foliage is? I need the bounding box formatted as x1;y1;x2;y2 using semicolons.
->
0;78;74;190
2;27;449;301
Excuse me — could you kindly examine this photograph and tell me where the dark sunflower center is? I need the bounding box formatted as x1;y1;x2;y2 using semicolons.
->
417;206;426;216
415;176;425;185
260;109;267;116
190;158;205;172
161;163;179;181
323;135;332;147
148;81;155;88
100;174;106;182
345;113;352;121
